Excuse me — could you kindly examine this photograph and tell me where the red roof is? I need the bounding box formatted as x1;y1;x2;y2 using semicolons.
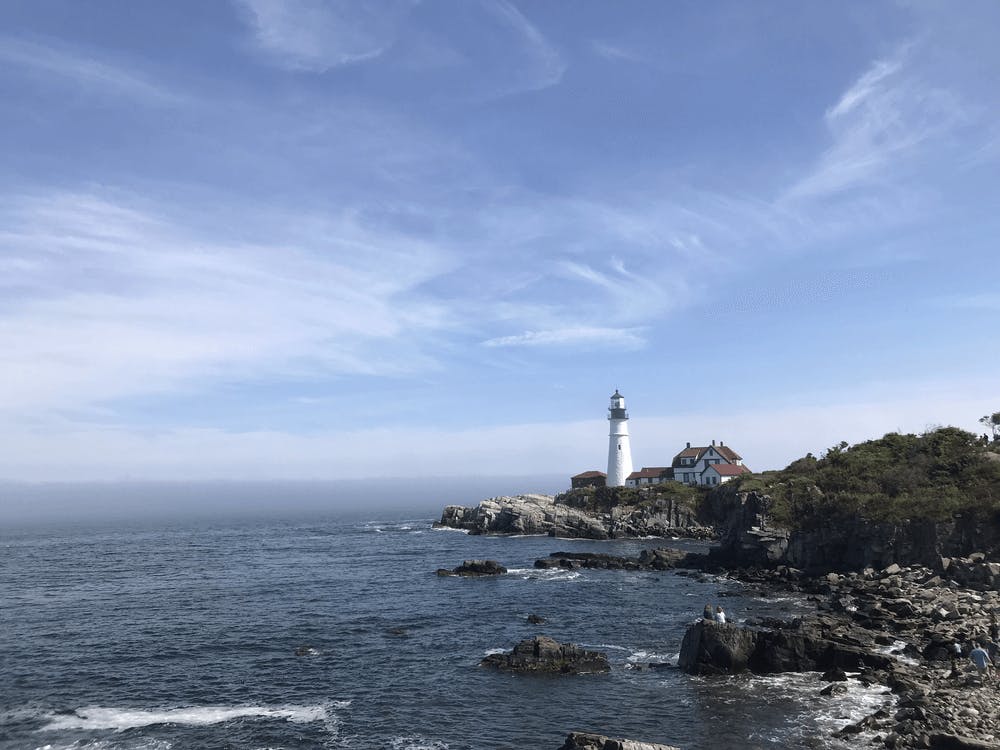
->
672;443;743;467
626;467;670;480
572;470;607;479
703;463;750;476
714;445;743;462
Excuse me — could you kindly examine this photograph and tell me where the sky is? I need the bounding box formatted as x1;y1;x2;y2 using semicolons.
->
1;0;998;485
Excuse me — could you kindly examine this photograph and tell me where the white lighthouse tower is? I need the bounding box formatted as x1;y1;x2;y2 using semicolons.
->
606;389;633;487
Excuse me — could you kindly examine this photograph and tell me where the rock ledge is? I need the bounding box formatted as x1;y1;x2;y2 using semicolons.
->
481;636;610;674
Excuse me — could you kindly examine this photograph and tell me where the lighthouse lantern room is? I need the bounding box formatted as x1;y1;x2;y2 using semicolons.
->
606;389;634;486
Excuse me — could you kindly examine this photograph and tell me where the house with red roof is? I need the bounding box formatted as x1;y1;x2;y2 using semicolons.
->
671;440;749;486
625;466;674;487
570;470;607;489
701;462;751;486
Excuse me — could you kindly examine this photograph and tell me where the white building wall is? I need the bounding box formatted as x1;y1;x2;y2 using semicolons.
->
701;467;739;486
607;419;633;487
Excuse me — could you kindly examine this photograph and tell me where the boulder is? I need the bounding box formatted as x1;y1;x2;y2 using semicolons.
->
481;636;610;674
536;548;686;572
436;559;507;577
678;620;892;675
822;666;848;682
558;732;681;750
929;734;1000;750
678;621;758;675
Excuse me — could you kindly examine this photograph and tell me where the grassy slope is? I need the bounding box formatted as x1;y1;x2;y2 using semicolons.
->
731;427;1000;530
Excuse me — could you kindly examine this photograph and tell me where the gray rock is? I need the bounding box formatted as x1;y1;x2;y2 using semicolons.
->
929;733;1000;750
436;559;507;577
559;732;680;750
481;636;610;674
678;621;758;675
558;732;681;750
535;548;686;572
436;491;714;539
678;620;892;675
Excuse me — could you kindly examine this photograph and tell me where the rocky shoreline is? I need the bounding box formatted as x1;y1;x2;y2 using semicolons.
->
435;493;714;539
439;486;1000;749
697;558;1000;749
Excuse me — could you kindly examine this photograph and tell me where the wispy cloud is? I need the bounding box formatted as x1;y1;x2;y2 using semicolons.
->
0;36;180;104
784;45;966;201
0;191;453;414
591;40;644;64
233;0;565;97
482;0;565;95
481;326;645;349
234;0;414;71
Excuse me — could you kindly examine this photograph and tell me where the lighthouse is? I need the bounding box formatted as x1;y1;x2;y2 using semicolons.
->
606;389;633;487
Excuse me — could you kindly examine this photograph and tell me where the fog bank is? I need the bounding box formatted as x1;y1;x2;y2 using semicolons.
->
0;476;567;528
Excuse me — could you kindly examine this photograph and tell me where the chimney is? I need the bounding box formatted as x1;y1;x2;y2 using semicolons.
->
686;441;691;449
720;441;724;446
712;439;716;446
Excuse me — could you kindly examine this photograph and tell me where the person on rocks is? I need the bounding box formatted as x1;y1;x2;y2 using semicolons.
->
969;642;994;682
714;606;726;625
703;603;714;621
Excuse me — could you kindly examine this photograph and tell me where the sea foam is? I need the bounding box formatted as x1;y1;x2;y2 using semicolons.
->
389;737;450;750
39;702;349;732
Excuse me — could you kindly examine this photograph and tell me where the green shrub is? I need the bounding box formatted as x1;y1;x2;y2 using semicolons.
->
746;426;1000;529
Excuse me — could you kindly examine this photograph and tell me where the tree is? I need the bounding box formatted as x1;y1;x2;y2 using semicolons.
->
980;412;1000;441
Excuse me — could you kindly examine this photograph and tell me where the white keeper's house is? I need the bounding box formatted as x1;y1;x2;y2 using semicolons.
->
670;440;749;486
622;442;750;487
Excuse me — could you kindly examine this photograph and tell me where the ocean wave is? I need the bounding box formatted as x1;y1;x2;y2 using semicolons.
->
626;649;679;666
33;741;174;750
878;639;920;666
39;702;350;732
363;521;433;534
731;672;895;747
389;737;449;750
506;567;581;582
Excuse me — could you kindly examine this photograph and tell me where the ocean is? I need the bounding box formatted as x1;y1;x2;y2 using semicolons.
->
1;508;895;749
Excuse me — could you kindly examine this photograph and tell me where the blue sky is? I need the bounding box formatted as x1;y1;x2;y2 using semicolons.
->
1;0;997;481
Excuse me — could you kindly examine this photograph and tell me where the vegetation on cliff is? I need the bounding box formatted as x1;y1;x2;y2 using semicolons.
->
733;427;1000;529
555;482;707;515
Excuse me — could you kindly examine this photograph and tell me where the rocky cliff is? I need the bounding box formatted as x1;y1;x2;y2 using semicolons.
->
709;483;1000;574
435;490;713;539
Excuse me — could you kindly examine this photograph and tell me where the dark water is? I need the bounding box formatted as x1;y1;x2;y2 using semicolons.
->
1;511;894;749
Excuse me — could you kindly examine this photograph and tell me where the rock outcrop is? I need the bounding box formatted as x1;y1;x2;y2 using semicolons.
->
436;493;714;539
435;559;507;577
437;494;611;537
534;548;687;571
557;732;681;750
678;620;892;675
480;636;610;674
